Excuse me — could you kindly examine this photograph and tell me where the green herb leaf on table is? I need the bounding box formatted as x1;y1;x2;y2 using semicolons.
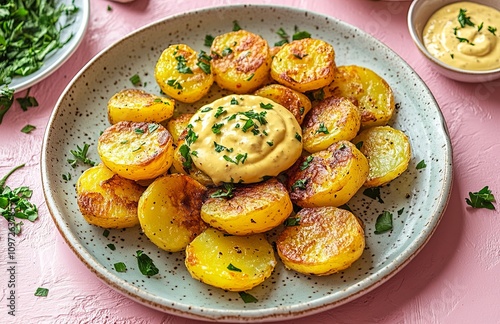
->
21;124;36;133
0;164;39;235
465;186;496;210
34;287;49;297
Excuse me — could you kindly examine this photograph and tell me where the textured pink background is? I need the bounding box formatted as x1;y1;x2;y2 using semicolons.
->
1;0;499;323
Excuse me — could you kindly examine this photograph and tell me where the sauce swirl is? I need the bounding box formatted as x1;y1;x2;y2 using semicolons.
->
423;2;500;71
187;95;303;185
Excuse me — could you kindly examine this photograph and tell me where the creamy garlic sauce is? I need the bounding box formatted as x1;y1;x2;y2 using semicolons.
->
187;95;303;185
423;2;500;71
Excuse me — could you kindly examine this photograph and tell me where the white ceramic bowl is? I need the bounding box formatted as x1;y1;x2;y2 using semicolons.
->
408;0;500;83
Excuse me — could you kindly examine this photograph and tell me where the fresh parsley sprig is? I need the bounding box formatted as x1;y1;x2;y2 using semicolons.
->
68;143;97;168
0;164;39;235
466;186;496;210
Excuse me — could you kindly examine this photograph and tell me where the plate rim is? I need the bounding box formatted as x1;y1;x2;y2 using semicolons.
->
41;3;454;322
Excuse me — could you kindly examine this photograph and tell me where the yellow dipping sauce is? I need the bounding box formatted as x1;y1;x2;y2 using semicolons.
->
423;2;500;71
187;95;303;185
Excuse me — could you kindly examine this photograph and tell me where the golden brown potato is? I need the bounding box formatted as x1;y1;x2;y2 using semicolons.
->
352;125;411;187
107;89;175;124
286;140;369;207
271;38;336;92
254;84;312;125
165;113;194;145
98;121;174;181
302;97;361;153
276;206;365;276
185;228;276;291
172;137;214;186
210;30;272;93
137;173;208;252
323;65;395;129
76;163;145;228
155;44;214;103
201;178;293;235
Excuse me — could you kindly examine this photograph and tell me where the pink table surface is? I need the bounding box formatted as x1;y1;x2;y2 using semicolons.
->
1;0;499;323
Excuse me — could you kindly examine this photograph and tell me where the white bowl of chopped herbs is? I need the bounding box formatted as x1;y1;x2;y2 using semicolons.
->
0;0;89;123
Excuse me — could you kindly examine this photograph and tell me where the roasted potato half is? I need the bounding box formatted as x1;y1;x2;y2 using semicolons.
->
271;38;336;92
166;113;194;145
276;206;365;276
185;228;277;291
352;126;411;187
98;121;174;181
76;163;145;228
107;89;175;124
286;140;369;207
172;137;214;186
302;97;361;153
323;65;395;129
155;44;214;103
254;84;312;125
210;30;272;93
201;178;293;235
137;173;208;252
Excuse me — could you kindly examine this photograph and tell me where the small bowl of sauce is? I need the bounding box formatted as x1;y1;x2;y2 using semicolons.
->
408;0;500;82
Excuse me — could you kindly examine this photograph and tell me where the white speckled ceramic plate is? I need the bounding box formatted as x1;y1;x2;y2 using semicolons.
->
8;0;89;93
41;5;453;322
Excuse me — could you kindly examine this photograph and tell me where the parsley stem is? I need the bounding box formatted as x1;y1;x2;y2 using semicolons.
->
0;163;25;188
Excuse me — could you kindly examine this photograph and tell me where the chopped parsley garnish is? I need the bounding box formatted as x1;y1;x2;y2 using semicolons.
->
197;50;212;74
230;97;239;105
68;143;97;168
284;216;300;226
363;187;384;203
0;86;14;124
103;229;110;238
62;172;71;181
223;153;247;165
214;106;227;118
300;155;313;170
148;123;159;133
179;144;193;169
458;8;474;28
260;102;273;110
291;179;307;191
232;20;242;31
0;0;80;87
204;34;215;47
239;291;258;303
134;128;145;134
465;186;496;210
129;74;141;86
175;55;193;74
416;160;427;170
135;250;159;276
114;262;127;272
1;164;38;235
201;106;213;113
107;243;116;251
295;132;302;142
355;141;363;150
211;182;235;199
21;124;36;133
292;30;311;40
274;27;290;46
267;141;274;146
167;79;182;89
477;22;484;32
316;123;329;134
227;263;242;272
488;26;497;36
16;88;39;111
374;211;393;234
211;122;224;134
185;125;198;145
34;287;49;297
221;47;233;57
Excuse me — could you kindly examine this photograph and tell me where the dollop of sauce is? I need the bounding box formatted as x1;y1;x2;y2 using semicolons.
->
423;2;500;71
187;95;303;185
